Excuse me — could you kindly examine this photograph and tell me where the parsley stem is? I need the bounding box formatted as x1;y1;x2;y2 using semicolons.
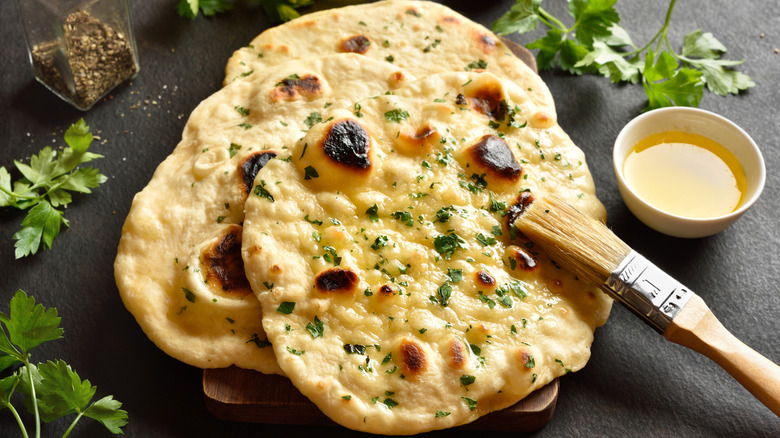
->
61;412;84;438
621;0;677;58
25;361;41;438
537;7;569;33
6;401;29;438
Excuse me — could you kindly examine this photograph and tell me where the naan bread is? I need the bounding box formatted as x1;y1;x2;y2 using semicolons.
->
114;54;414;373
241;71;611;433
224;0;557;122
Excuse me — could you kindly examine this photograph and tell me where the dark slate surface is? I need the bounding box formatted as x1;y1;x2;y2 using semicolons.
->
1;1;778;436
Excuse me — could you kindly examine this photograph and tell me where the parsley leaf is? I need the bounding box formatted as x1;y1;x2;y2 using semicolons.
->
643;49;704;110
1;119;106;258
0;291;128;436
679;29;755;96
494;0;753;112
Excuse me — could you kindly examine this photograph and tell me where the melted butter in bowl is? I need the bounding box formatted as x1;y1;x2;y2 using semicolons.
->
613;108;765;238
623;131;747;219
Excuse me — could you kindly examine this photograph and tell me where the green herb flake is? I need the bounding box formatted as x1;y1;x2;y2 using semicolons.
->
286;347;305;356
383;398;399;408
366;204;379;222
371;235;389;251
476;233;497;247
391;211;414;227
344;344;367;355
465;59;488;71
234;105;250;116
462;397;478;411
182;287;196;303
228;142;242;158
384;108;410;123
253;180;275;202
276;301;296;314
304;214;323;226
435;282;452;306
247;333;271;348
304;165;319;180
304;111;322;130
446;268;463;283
460;375;476;387
435;410;451;418
433;233;466;260
306;316;325;338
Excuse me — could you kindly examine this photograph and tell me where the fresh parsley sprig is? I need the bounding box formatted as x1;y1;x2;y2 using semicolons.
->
493;0;754;111
0;119;107;258
176;0;315;23
0;290;128;437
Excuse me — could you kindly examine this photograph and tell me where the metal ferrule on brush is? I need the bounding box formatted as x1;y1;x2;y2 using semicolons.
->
605;251;694;333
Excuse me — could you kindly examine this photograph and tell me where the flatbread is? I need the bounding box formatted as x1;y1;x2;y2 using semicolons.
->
114;54;415;373
224;0;557;122
241;71;611;433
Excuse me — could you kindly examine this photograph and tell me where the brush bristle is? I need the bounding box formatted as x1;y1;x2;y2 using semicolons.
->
513;195;631;286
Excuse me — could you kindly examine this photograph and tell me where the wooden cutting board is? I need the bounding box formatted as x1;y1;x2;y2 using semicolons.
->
203;367;559;432
202;37;555;432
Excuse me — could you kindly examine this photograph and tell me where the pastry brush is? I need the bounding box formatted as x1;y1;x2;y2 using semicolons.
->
513;194;780;417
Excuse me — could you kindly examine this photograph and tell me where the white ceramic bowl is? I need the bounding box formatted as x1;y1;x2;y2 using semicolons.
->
613;107;765;238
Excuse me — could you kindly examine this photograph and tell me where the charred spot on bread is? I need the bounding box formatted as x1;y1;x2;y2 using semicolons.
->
203;225;252;296
467;135;522;182
475;32;497;53
315;268;359;294
475;270;496;287
458;74;509;121
340;35;372;54
271;74;323;101
394;124;440;155
506;191;535;232
379;284;397;297
508;246;538;271
322;119;372;171
399;339;427;374
239;151;278;194
448;338;467;369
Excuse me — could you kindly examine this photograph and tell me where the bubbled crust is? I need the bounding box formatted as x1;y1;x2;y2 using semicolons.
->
241;71;611;435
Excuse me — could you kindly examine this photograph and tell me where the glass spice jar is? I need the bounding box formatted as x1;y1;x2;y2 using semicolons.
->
16;0;140;111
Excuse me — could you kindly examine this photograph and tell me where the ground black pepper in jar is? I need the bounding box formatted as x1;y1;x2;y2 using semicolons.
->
17;0;139;110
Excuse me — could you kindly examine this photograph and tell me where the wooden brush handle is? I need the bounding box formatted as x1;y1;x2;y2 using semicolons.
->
664;293;780;416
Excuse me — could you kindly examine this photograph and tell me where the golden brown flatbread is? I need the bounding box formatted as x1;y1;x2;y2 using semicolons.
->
241;71;610;433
